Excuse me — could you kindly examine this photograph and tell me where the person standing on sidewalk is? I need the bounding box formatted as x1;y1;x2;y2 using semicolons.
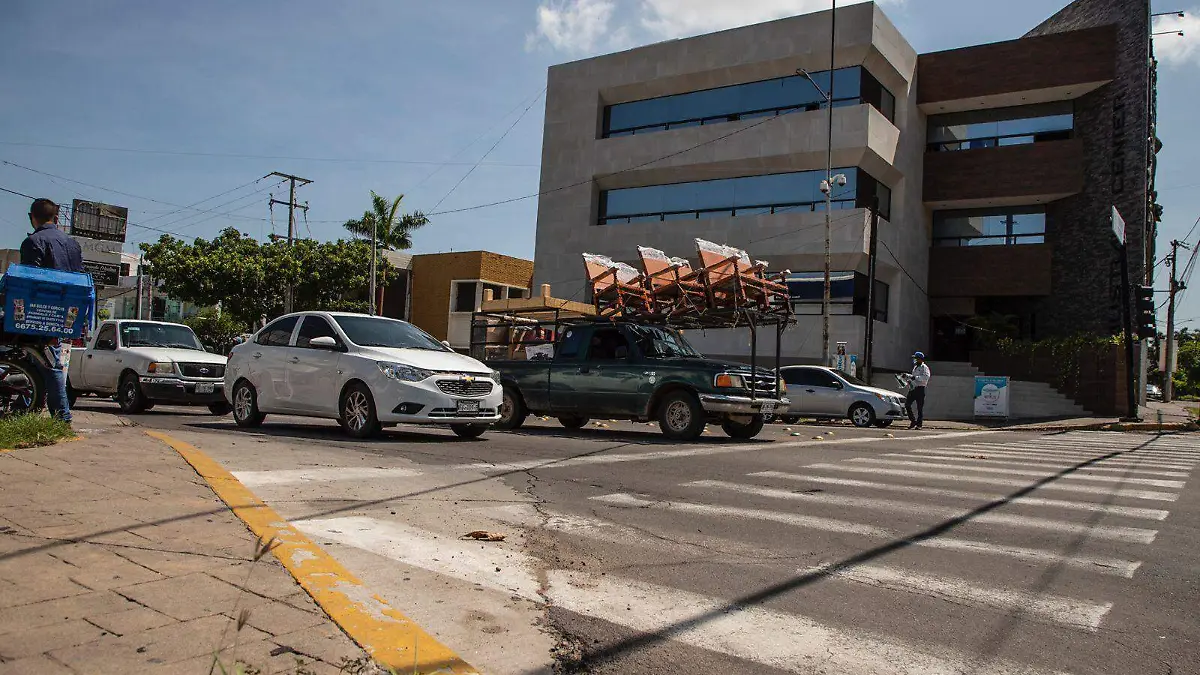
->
905;351;931;430
20;198;84;424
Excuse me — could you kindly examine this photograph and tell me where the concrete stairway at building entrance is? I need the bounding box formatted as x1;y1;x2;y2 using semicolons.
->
872;362;1089;421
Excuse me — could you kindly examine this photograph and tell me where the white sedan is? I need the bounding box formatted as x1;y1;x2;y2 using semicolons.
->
224;311;502;439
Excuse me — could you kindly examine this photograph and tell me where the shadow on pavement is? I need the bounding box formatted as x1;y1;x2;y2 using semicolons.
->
539;434;1164;673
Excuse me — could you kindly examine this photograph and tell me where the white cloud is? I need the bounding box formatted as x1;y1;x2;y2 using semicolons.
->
639;0;868;40
528;0;902;55
1153;10;1200;67
526;0;617;54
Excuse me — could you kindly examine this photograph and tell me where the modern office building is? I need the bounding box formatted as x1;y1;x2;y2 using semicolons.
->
531;0;1159;374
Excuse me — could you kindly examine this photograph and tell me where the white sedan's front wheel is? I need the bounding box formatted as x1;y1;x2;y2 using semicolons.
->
232;381;265;428
340;382;381;439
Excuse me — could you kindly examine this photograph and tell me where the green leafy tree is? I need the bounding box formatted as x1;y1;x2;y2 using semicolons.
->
139;228;392;328
183;308;248;355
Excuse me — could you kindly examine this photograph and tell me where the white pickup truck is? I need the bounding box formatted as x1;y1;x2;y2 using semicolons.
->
68;320;231;415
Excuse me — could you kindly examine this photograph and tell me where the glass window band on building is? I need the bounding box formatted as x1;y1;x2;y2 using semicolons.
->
786;271;888;322
599;167;892;225
927;102;1073;153
932;206;1046;247
602;66;896;139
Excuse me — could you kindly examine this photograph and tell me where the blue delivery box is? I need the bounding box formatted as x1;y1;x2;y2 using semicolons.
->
0;264;96;339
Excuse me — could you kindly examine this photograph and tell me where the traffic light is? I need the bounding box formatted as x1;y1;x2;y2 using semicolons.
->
1135;285;1156;340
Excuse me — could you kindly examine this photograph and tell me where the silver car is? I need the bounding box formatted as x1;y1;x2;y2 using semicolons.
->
777;365;908;428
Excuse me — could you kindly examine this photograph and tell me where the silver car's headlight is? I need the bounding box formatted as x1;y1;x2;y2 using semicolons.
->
489;369;501;383
378;362;435;382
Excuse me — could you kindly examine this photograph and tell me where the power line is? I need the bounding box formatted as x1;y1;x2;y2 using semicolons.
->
420;100;837;219
0;140;539;167
137;177;268;227
412;87;550;196
430;89;547;213
0;185;34;199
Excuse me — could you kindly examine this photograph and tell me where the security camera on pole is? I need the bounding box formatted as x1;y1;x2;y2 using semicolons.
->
819;172;847;366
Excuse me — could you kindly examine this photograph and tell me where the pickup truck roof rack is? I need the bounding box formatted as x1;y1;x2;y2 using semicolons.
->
470;296;792;368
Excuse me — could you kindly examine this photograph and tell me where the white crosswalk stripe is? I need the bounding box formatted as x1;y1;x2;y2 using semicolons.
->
881;452;1189;477
807;463;1180;501
684;480;1159;543
840;458;1187;488
908;448;1193;471
749;471;1171;520
589;493;1144;576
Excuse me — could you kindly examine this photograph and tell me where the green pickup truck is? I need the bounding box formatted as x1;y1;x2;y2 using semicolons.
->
487;320;789;441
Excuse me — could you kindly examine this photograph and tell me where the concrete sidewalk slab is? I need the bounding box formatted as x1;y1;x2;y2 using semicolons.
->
0;413;378;675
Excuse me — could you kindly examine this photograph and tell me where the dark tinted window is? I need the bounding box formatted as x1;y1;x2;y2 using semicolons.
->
781;368;813;386
557;328;587;360
932;207;1046;247
95;324;117;350
256;317;298;347
453;282;477;313
333;316;447;351
296;316;340;349
599;167;890;224
927;103;1073;152
603;66;895;138
810;370;842;388
587;328;631;361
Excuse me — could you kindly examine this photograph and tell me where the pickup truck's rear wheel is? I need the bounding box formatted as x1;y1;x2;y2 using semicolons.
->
232;381;265;428
66;383;78;407
721;416;766;440
340;382;380;439
558;416;590;430
117;373;148;414
451;424;488;439
494;386;527;430
658;391;705;441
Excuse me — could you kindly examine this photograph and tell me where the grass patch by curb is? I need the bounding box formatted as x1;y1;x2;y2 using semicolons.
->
0;414;73;450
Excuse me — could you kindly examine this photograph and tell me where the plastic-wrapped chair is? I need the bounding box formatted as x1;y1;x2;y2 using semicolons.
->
637;247;708;316
693;239;790;311
582;253;652;316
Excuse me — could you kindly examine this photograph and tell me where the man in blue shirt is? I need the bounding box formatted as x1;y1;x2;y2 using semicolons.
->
20;198;84;423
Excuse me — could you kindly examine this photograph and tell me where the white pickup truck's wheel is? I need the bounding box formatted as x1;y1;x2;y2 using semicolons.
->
117;373;148;414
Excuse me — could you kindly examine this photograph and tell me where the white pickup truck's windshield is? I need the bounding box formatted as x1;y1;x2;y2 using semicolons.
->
627;325;702;359
119;323;204;351
334;316;448;351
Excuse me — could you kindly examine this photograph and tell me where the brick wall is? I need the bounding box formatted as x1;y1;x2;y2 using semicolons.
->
918;24;1117;105
1025;0;1152;338
929;245;1054;298
923;140;1084;204
408;252;534;340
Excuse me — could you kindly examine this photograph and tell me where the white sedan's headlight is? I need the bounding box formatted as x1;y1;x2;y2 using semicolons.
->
378;362;435;382
148;362;175;374
490;370;501;383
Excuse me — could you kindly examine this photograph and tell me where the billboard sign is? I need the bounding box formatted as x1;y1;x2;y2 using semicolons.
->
70;199;128;243
973;375;1010;419
82;260;121;286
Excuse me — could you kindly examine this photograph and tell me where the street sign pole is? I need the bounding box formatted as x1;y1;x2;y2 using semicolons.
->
1113;208;1139;421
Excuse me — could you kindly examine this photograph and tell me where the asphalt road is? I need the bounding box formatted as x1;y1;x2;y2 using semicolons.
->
78;396;1200;675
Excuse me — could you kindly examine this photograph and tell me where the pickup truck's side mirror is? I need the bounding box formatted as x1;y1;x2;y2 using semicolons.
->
441;340;452;349
309;336;339;350
203;345;214;353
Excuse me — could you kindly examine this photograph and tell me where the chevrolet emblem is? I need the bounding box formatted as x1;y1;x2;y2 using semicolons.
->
464;376;475;383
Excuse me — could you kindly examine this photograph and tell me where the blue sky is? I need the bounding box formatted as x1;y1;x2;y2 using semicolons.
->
1;0;1198;326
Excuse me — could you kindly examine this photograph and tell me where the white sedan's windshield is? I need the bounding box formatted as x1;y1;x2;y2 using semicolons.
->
120;323;203;351
334;316;448;351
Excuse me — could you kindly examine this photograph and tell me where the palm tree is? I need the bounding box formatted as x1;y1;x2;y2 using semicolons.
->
343;191;429;314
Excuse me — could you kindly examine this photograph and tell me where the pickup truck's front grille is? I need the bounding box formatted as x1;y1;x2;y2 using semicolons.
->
736;372;781;396
179;363;224;379
436;379;494;398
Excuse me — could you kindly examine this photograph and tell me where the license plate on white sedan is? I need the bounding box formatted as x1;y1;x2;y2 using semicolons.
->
456;400;480;414
760;402;776;415
196;383;215;394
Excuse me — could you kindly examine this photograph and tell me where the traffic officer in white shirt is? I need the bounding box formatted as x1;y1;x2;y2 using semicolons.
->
905;351;931;429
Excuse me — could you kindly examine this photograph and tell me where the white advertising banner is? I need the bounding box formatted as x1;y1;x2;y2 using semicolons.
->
973;375;1010;419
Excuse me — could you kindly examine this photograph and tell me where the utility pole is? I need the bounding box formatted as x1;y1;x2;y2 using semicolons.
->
1164;239;1189;402
134;255;143;320
268;172;312;315
863;194;880;382
822;0;837;366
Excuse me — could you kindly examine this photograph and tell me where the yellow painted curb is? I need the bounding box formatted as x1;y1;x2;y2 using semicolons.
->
144;430;481;675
